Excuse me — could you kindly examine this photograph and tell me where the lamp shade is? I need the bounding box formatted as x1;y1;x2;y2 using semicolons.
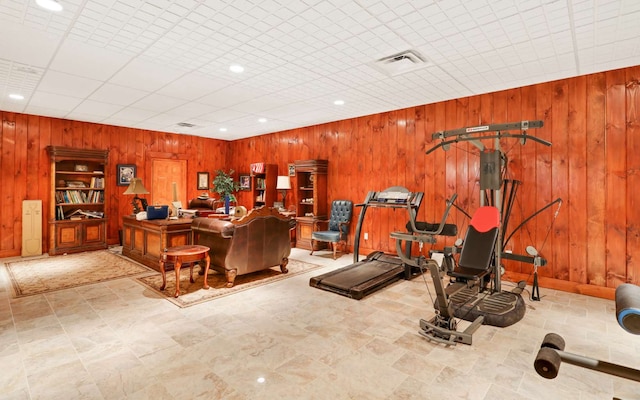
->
123;178;149;195
276;176;291;190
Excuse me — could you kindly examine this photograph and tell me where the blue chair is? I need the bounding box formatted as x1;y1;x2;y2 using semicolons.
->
310;200;353;259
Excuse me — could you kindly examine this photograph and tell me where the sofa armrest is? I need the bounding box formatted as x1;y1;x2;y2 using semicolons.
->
188;198;218;210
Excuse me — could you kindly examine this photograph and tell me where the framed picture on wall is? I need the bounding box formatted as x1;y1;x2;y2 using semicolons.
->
116;164;136;186
197;172;209;190
239;175;251;190
288;163;295;177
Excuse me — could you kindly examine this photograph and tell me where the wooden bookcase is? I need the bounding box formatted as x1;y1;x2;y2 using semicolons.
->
47;146;109;255
294;159;328;250
251;163;278;209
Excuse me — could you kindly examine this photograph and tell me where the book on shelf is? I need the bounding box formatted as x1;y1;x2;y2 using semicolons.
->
66;180;87;188
90;177;104;188
65;209;104;219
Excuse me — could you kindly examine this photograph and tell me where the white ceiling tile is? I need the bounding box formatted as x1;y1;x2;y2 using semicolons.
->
0;22;61;67
1;0;639;140
38;71;103;98
110;58;185;92
70;99;123;118
29;91;84;111
88;83;150;106
50;39;133;81
130;93;186;113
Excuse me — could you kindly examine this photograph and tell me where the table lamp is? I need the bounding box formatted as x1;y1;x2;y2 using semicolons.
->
123;177;149;214
276;176;291;208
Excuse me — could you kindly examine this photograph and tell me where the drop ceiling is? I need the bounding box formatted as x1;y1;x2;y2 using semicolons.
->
1;0;639;140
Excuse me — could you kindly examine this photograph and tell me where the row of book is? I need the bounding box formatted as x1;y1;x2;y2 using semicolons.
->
90;177;105;188
63;177;104;188
55;190;104;204
56;207;105;220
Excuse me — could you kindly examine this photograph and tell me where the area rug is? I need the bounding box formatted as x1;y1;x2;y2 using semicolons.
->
136;259;323;308
6;249;154;298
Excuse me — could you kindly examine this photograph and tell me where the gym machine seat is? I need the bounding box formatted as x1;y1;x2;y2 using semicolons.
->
448;206;499;283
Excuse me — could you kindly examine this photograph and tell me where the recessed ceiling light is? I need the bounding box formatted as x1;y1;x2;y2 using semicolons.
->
258;118;267;123
219;127;227;132
334;100;345;105
9;93;24;100
229;64;244;73
36;0;63;12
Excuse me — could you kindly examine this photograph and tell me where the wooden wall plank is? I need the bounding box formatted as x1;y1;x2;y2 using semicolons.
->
568;76;588;284
1;113;17;254
585;73;607;286
605;69;627;287
535;82;554;278
3;65;640;299
551;80;569;281
626;67;640;285
516;84;538;275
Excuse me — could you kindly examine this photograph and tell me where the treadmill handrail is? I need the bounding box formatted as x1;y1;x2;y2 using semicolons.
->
405;193;457;237
353;187;424;263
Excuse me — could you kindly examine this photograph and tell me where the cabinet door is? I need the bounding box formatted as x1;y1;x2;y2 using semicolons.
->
55;223;82;250
295;218;326;250
82;221;105;246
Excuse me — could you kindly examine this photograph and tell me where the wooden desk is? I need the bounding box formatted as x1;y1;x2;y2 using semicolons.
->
122;215;193;271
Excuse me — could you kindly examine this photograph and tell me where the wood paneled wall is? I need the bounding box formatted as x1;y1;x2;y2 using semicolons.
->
228;66;640;299
0;116;228;259
1;65;639;298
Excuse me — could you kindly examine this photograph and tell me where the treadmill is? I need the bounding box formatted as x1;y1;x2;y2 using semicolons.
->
309;186;423;299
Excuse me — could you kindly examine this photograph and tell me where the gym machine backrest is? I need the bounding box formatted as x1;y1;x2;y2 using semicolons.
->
448;206;500;282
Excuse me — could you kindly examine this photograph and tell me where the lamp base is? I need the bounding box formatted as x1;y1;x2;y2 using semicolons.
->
131;195;148;214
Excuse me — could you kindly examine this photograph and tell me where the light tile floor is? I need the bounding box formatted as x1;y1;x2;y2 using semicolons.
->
1;248;639;399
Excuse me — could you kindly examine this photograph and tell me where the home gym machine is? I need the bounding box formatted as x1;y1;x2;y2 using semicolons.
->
534;283;640;385
309;186;425;300
393;120;561;345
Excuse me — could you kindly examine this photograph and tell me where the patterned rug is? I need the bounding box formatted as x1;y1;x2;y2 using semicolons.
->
136;259;323;308
6;249;153;297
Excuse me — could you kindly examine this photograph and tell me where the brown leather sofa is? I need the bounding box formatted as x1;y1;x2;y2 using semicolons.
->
191;207;294;287
188;197;218;210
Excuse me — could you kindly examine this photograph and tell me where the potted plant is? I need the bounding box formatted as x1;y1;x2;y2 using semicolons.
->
211;169;240;214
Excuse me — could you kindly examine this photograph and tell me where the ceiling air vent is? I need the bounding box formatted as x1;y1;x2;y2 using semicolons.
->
371;50;429;77
176;122;196;128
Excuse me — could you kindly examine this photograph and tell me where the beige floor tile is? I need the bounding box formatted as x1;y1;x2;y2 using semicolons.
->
1;248;639;399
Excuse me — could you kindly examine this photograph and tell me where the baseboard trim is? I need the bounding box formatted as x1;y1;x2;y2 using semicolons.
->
503;271;615;300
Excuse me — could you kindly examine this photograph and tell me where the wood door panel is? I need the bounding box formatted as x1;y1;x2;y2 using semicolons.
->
151;159;187;207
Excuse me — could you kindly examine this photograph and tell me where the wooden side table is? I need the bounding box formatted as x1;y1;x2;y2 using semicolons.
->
159;245;211;298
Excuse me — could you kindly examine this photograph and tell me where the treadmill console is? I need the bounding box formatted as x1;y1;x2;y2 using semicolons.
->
367;190;421;207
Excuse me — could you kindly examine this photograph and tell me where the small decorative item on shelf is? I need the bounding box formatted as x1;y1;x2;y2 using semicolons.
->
250;162;265;174
74;164;88;172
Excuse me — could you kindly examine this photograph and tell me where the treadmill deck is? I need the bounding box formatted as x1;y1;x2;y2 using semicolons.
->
309;253;405;299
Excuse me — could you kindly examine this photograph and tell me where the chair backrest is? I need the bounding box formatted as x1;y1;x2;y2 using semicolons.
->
457;206;500;271
328;200;353;234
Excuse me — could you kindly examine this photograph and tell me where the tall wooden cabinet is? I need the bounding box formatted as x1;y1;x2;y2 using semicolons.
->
251;163;278;208
294;159;328;250
47;146;109;255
